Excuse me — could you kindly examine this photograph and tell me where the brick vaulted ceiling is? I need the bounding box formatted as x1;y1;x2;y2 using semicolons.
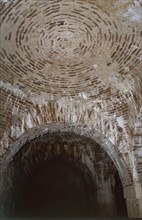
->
0;0;142;163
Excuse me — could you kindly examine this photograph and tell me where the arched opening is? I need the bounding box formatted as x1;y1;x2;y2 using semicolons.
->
1;128;128;218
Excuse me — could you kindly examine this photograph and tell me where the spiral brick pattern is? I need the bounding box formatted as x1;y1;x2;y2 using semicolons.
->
0;0;141;97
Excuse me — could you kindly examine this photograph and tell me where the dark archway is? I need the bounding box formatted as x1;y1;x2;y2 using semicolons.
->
115;171;128;218
14;156;96;218
1;131;128;218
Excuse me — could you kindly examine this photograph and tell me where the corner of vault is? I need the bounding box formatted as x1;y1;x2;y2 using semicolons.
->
1;97;131;155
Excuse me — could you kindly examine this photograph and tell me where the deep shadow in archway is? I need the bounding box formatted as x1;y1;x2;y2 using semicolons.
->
14;157;96;218
114;171;128;218
1;131;128;219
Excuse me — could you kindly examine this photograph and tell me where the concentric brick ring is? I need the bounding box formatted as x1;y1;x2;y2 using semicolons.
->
11;1;111;64
0;0;141;97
